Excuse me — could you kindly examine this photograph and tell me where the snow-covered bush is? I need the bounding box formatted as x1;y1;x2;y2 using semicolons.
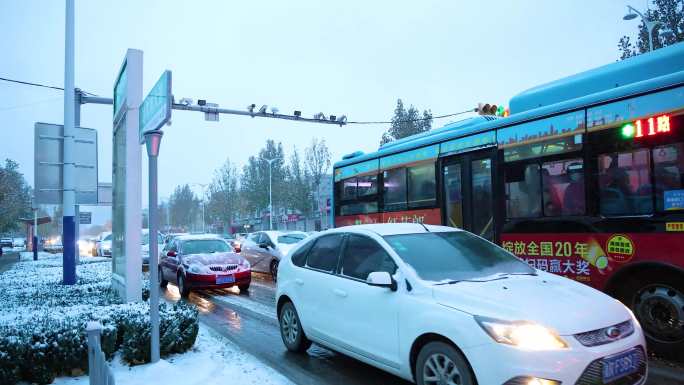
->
0;254;198;385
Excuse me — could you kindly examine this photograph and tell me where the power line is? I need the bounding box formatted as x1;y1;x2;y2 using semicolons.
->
346;108;476;125
0;76;99;96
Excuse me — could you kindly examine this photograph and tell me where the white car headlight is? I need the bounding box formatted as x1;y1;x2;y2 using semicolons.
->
475;316;567;350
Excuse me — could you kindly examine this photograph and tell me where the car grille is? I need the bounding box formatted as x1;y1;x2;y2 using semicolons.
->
575;346;646;385
209;264;238;272
574;320;634;347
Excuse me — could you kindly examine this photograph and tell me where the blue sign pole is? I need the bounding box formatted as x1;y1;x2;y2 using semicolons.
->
62;0;76;284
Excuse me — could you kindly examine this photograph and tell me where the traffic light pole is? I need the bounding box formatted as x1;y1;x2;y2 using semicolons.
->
79;96;347;127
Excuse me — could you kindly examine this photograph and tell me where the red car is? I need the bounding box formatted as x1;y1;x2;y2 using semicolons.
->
159;235;251;297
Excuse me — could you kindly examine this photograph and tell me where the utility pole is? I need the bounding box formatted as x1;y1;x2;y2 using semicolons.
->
62;0;76;284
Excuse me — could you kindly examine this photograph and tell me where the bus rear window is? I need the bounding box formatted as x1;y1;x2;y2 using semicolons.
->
598;149;652;216
654;143;684;211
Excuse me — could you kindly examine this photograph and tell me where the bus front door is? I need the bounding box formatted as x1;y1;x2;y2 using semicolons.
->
442;151;495;241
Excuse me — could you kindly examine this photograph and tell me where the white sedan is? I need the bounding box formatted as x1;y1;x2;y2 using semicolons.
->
239;231;307;280
276;224;646;385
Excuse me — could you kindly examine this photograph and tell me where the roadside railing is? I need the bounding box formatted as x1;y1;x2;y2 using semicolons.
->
86;321;116;385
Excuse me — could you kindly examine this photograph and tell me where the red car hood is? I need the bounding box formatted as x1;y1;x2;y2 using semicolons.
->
184;252;245;265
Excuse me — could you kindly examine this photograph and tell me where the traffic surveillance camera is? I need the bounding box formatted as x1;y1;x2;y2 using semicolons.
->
329;115;337;121
179;97;193;106
259;105;268;114
247;104;256;113
338;115;347;123
270;107;279;114
314;112;326;120
198;99;207;106
294;110;302;117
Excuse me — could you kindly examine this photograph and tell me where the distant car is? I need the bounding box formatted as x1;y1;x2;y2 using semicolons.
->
12;237;26;248
44;236;63;253
78;237;97;256
96;232;112;257
240;231;307;280
141;229;164;265
159;234;251;297
276;224;647;385
0;237;13;248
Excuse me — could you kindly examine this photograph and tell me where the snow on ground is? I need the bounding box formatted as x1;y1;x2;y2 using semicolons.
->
53;324;293;385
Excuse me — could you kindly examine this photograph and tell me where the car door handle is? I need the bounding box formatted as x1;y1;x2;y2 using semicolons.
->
295;278;304;286
333;289;347;298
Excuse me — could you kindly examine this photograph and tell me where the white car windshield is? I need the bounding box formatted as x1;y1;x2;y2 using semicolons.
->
383;231;535;283
103;234;112;241
182;239;231;254
277;234;306;244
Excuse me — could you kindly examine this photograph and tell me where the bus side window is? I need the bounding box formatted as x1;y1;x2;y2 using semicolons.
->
653;143;684;211
384;168;408;211
598;149;653;216
541;159;585;216
407;163;436;208
505;163;542;218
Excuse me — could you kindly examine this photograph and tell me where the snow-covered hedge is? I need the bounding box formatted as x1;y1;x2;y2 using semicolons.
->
0;254;198;385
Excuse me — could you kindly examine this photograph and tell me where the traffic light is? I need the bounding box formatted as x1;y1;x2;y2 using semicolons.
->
477;103;498;116
476;103;509;117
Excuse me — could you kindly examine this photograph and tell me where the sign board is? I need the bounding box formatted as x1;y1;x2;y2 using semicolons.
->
139;70;172;143
34;123;98;205
204;102;219;121
79;211;92;225
664;189;684;211
112;48;143;303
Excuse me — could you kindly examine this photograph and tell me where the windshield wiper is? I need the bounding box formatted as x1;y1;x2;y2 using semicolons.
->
497;272;537;277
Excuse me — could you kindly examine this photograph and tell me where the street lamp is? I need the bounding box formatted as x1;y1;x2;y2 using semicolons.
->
261;157;282;230
623;5;663;52
143;129;163;364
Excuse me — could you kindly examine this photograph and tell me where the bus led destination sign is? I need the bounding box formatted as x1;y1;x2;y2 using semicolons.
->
621;114;672;139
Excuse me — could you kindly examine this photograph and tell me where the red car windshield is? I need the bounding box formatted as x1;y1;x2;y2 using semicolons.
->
182;239;231;254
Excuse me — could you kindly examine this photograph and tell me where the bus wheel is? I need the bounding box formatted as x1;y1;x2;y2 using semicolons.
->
623;271;684;359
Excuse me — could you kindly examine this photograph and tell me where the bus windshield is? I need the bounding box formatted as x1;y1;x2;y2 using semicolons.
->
383;231;534;283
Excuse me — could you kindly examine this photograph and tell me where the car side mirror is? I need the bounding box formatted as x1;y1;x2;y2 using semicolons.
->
167;250;177;257
366;271;397;291
258;242;270;249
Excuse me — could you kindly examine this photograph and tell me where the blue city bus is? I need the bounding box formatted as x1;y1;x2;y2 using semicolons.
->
332;43;684;358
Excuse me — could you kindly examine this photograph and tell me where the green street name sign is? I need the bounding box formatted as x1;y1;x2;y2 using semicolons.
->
139;70;172;143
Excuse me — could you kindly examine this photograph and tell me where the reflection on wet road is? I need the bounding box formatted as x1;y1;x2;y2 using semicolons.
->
162;273;680;385
162;273;411;385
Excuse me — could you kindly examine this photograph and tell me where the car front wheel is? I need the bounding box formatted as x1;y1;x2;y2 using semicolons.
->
416;342;475;385
279;302;311;353
178;274;190;297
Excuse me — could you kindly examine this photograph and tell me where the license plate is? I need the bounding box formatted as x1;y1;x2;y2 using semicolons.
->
216;275;235;285
602;348;640;383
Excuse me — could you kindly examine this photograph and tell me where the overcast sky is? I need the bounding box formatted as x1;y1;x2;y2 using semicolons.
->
0;0;645;221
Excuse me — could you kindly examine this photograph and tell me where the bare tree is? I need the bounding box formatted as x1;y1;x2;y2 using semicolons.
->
305;138;332;215
206;158;240;232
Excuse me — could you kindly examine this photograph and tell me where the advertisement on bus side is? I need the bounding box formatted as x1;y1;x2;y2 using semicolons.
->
500;233;684;289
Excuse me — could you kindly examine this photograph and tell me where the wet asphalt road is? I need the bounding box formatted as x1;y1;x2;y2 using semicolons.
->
162;273;684;385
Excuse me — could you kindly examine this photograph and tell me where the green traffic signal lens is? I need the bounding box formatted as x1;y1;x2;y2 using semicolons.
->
621;123;635;138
